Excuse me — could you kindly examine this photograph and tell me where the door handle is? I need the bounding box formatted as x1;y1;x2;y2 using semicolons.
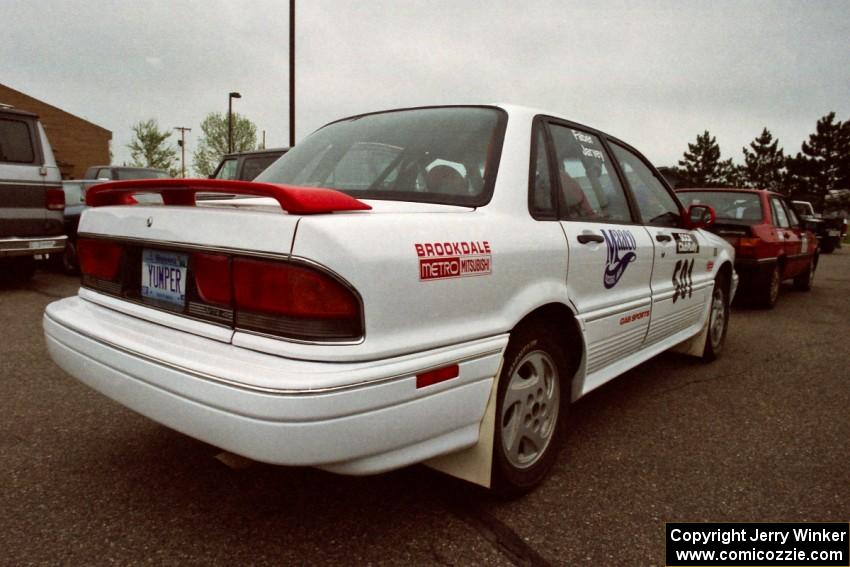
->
577;234;604;244
655;233;672;242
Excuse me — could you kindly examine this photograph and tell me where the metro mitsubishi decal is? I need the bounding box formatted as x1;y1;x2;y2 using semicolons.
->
415;241;492;280
601;229;637;289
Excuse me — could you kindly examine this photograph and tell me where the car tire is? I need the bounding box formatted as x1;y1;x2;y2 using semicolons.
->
757;262;781;309
492;323;570;498
62;241;79;275
820;241;835;254
1;256;36;284
793;257;816;291
702;275;729;362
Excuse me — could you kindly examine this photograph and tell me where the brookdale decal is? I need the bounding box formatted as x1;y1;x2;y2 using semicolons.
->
601;229;637;289
415;241;492;281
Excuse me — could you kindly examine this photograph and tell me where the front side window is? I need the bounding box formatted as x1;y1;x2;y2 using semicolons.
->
611;143;681;226
0;118;36;164
548;124;631;222
770;196;790;228
96;168;113;179
214;159;238;180
257;107;507;206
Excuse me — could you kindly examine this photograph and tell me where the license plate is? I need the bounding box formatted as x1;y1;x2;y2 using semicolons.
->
827;229;839;236
29;240;55;249
141;249;188;308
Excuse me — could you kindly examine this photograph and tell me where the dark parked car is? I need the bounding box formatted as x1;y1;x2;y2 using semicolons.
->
56;179;103;273
678;188;818;308
211;147;288;181
83;166;170;181
790;200;844;253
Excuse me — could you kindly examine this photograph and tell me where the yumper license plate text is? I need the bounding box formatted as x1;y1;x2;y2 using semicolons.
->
141;249;188;308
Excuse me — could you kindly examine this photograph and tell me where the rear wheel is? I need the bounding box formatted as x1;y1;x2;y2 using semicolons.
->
492;324;569;497
0;256;36;284
757;263;781;309
793;257;816;291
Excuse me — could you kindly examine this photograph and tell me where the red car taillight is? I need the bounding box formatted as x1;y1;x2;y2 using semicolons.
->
232;258;361;340
192;253;232;305
77;238;123;280
46;188;65;211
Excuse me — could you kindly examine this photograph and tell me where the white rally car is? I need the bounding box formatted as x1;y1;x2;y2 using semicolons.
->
44;105;736;495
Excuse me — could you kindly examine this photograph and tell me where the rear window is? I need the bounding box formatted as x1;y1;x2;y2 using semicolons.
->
257;107;507;207
117;169;170;180
0;118;36;164
679;191;763;222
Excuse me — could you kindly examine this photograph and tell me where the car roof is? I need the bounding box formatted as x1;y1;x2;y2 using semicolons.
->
221;147;289;159
0;105;38;119
677;187;783;197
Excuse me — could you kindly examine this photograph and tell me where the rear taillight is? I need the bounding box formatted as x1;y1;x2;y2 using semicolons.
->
77;238;124;280
192;253;231;305
232;258;361;340
46;188;65;211
736;237;761;258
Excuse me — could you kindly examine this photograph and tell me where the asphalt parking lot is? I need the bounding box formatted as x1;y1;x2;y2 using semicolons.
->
2;251;848;566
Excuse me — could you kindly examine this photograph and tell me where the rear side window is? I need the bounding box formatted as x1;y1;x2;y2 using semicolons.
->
529;124;556;218
770;196;790;228
548;124;631;222
611;143;681;226
96;168;114;179
0;118;36;164
242;156;278;180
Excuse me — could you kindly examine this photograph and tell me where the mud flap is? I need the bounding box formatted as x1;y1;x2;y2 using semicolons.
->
671;311;710;357
423;358;503;488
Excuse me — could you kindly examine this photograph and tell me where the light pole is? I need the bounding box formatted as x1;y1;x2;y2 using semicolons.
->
228;91;241;153
174;126;191;178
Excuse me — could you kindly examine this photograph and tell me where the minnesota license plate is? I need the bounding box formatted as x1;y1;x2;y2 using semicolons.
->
141;249;188;308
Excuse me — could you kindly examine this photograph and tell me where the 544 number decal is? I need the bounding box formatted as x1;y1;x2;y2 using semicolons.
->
672;259;694;303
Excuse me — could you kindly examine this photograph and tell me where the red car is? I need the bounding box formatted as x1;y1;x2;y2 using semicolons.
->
677;188;818;308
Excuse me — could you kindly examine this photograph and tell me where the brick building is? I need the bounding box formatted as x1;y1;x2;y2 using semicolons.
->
0;83;111;179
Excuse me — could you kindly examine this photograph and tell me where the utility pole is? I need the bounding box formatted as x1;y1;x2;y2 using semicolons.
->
289;0;295;147
174;126;191;178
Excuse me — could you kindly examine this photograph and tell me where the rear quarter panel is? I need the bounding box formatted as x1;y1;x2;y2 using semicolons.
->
268;209;571;362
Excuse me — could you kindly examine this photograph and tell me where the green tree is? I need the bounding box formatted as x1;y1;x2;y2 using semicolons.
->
127;119;178;176
741;128;785;192
678;130;728;187
192;112;257;176
786;112;850;207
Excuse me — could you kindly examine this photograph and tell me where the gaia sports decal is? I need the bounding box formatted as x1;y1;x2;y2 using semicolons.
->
601;229;637;289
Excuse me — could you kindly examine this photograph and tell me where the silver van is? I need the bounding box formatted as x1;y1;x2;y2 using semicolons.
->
0;104;66;281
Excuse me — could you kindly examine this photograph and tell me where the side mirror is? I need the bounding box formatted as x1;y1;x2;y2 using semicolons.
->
686;204;716;229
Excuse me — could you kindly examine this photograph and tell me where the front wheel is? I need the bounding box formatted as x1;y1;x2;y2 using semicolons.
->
702;276;729;361
492;324;570;497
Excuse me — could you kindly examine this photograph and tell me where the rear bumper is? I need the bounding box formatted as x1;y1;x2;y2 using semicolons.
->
43;296;506;475
734;257;775;290
0;235;66;257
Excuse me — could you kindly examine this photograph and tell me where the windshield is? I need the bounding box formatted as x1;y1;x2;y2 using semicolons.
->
680;191;763;223
257;106;507;206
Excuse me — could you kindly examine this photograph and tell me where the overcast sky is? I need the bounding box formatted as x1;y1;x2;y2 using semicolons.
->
2;0;849;174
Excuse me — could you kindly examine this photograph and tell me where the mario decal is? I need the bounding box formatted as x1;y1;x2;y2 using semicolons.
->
601;229;637;289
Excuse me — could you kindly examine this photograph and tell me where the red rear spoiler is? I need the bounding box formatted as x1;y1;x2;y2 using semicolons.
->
85;179;372;215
